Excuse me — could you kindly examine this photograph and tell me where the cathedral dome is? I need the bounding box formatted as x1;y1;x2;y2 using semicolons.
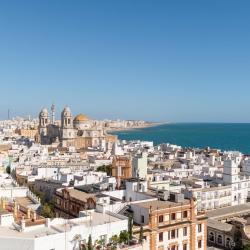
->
74;114;89;122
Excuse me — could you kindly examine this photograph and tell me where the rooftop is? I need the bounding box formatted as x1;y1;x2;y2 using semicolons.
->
207;203;250;219
133;199;190;211
0;211;125;238
207;219;233;232
57;188;96;202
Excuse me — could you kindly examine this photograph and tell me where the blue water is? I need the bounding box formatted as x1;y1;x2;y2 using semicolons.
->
110;123;250;154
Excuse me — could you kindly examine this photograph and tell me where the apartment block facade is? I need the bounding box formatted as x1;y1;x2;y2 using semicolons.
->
131;198;207;250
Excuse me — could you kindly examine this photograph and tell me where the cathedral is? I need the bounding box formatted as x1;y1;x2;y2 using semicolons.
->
38;105;116;149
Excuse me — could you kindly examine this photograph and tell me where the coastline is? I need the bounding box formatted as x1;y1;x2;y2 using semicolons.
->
106;122;168;133
106;123;250;154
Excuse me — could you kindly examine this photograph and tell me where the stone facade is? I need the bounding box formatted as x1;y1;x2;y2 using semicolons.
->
38;105;117;149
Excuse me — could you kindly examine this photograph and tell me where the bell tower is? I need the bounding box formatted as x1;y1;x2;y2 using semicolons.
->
61;106;75;146
39;108;49;136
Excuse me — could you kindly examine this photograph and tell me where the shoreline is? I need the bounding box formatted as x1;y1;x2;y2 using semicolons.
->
106;122;168;133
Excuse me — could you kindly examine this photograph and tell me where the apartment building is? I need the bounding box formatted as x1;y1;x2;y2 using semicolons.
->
183;185;232;211
54;187;96;218
112;155;132;188
131;196;207;250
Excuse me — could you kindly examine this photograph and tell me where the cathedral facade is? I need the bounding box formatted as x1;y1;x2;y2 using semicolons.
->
38;105;116;149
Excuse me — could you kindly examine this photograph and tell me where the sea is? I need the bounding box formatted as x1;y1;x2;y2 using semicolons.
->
110;123;250;154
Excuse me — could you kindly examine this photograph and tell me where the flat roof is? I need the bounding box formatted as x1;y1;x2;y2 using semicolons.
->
207;219;233;232
57;188;95;202
207;203;250;219
133;199;190;210
0;211;125;238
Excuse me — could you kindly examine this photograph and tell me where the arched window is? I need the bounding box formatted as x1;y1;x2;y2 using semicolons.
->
226;238;231;248
209;232;215;242
217;235;223;245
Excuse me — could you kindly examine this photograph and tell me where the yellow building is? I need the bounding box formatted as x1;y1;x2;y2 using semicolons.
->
38;106;117;149
16;128;38;139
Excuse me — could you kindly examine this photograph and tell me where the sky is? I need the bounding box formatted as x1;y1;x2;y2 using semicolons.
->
0;1;249;122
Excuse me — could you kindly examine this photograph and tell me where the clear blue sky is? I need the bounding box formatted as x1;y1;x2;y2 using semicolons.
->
0;1;249;122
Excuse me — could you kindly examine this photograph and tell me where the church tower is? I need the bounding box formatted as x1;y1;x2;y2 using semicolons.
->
39;108;49;135
38;108;49;144
61;106;75;146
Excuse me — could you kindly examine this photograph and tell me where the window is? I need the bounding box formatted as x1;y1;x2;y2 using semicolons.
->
183;210;188;218
171;246;176;250
159;215;164;223
159;232;163;242
171;230;176;239
198;240;202;248
217;235;223;245
209;232;215;242
183;244;187;250
171;213;176;220
226;238;231;248
141;215;144;223
183;227;187;236
198;224;202;232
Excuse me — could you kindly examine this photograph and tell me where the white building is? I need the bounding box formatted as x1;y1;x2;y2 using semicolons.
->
0;209;129;250
132;152;148;179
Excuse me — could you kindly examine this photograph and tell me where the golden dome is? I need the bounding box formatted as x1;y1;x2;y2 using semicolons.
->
74;113;89;122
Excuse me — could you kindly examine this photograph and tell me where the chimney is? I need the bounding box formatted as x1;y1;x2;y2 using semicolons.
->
1;198;6;210
33;212;37;221
45;218;51;227
21;216;26;231
14;201;18;217
31;210;37;221
27;208;31;219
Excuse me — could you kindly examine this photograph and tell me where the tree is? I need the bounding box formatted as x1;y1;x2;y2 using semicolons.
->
32;189;45;204
234;229;243;250
119;230;129;244
96;238;105;249
139;226;143;244
41;203;54;218
96;165;112;176
244;245;250;250
6;166;11;174
128;215;133;241
110;235;119;245
88;234;93;250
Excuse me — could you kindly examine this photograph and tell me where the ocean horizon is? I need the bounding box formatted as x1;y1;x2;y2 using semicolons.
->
110;123;250;154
